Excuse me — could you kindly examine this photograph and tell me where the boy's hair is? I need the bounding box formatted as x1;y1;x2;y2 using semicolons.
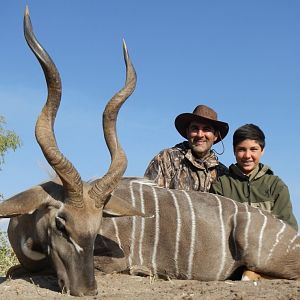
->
233;124;265;150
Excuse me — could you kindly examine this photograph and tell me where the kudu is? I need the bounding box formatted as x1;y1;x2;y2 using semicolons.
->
1;7;299;297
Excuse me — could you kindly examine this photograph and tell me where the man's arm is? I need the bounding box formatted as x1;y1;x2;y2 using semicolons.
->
144;152;169;188
209;178;225;195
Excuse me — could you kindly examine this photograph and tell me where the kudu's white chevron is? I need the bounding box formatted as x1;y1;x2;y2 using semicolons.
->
0;6;299;298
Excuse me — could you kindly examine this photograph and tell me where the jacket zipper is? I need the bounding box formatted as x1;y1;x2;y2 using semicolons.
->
247;180;251;205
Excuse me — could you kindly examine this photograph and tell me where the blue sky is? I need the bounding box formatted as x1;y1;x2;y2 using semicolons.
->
1;1;300;230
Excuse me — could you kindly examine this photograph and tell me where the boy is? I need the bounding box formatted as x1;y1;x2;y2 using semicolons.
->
210;124;298;231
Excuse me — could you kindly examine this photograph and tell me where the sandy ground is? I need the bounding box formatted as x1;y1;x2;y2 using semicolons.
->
0;272;299;299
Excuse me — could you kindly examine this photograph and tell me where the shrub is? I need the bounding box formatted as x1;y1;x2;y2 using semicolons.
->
0;231;19;276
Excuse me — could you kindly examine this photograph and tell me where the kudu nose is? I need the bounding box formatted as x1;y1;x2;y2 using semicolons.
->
69;279;98;297
84;288;98;296
71;287;98;297
83;279;98;296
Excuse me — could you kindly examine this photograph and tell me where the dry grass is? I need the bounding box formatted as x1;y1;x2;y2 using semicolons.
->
0;231;19;276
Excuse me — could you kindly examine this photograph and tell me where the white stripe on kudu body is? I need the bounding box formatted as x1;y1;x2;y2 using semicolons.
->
257;210;268;265
212;195;226;280
287;234;299;253
224;198;239;279
97;177;300;281
128;181;137;268
182;191;196;279
151;186;160;276
231;199;239;258
168;189;182;277
243;204;251;252
138;183;145;266
266;220;286;263
112;218;122;251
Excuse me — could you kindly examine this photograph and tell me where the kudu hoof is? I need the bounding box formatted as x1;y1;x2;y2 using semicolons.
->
242;270;274;281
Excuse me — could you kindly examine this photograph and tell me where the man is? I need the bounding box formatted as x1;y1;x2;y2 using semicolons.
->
210;124;298;231
144;105;229;192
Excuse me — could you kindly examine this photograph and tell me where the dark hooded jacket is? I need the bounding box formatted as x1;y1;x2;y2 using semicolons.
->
210;163;298;231
144;141;228;192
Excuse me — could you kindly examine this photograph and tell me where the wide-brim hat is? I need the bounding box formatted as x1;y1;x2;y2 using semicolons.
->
175;105;229;144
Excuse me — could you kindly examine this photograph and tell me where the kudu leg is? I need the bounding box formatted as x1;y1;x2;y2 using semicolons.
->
6;264;56;279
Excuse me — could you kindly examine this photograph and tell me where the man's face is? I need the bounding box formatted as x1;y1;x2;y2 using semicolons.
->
234;139;264;174
186;121;217;158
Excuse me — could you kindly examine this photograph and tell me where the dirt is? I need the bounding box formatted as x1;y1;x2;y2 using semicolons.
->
0;272;299;299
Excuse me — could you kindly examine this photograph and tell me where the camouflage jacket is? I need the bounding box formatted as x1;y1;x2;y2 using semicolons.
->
144;142;228;192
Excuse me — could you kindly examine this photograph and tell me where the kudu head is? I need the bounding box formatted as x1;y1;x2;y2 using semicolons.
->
0;7;136;296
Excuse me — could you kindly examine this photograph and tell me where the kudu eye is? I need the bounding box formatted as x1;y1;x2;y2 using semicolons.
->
55;216;68;236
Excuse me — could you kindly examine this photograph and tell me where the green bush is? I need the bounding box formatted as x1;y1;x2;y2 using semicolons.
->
0;116;21;170
0;231;19;276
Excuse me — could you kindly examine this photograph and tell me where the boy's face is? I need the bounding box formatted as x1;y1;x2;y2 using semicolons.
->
234;139;264;175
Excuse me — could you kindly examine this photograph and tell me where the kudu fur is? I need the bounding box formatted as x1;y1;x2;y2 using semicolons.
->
0;6;299;297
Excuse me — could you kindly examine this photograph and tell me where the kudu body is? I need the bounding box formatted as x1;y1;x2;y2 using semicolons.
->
96;178;300;281
0;7;299;297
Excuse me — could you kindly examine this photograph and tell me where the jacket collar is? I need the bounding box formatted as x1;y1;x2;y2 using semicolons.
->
177;141;220;169
229;163;273;180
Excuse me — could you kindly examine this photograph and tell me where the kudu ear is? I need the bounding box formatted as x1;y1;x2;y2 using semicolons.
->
103;194;152;218
0;181;62;218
